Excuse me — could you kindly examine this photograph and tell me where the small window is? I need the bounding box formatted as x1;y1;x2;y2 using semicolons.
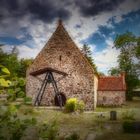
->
59;55;62;61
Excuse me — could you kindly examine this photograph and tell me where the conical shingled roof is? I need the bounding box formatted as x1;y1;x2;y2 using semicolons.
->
29;20;94;75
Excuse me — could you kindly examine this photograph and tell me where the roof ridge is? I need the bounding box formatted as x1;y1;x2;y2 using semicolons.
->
99;76;121;78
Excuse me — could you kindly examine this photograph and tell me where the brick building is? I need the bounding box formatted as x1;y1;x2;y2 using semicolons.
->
97;73;126;106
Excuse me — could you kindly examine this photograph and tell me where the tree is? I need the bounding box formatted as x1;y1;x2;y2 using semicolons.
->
0;46;33;99
135;37;140;76
11;46;19;55
0;46;33;78
0;45;9;65
0;65;11;89
81;44;98;73
108;67;120;76
109;32;140;100
98;72;105;76
18;58;33;77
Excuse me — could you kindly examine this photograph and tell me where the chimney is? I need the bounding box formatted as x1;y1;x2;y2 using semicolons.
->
121;72;125;78
120;72;126;90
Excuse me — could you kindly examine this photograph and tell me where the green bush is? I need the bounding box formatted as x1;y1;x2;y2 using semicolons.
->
77;100;85;113
39;121;58;140
19;106;34;115
123;121;135;133
0;65;11;88
24;97;32;105
65;98;77;112
0;104;37;140
65;132;80;140
0;103;60;140
126;91;133;101
122;110;135;121
6;77;26;101
65;98;85;113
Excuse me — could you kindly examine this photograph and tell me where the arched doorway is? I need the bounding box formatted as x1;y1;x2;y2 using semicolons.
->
54;93;66;106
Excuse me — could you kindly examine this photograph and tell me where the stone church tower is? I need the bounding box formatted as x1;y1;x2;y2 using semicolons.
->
26;20;95;110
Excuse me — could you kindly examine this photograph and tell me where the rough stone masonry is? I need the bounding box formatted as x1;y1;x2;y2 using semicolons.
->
26;20;96;110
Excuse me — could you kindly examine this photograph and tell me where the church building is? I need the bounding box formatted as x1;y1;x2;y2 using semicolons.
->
26;20;126;110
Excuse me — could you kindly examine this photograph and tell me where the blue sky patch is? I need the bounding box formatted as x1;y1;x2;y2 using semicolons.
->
0;36;25;45
82;9;140;52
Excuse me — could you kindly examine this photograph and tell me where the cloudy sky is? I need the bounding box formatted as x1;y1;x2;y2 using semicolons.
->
0;0;140;74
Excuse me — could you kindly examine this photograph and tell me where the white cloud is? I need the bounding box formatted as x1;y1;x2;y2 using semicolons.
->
109;0;140;24
18;45;39;59
65;0;140;48
1;44;38;59
1;0;139;74
93;38;120;74
1;45;13;53
17;18;56;59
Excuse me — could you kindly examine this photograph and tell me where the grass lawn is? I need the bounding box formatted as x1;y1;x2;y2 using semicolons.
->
1;98;140;140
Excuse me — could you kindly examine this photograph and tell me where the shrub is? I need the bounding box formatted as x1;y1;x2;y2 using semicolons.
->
65;98;78;112
0;103;60;140
39;121;58;140
65;132;80;140
65;98;85;113
122;110;135;121
24;108;34;115
126;91;133;101
24;97;32;105
77;100;85;113
123;121;136;133
19;106;34;115
0;65;11;88
0;104;37;140
6;77;26;101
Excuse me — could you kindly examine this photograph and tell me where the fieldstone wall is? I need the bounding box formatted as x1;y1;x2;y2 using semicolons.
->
97;91;126;106
26;22;95;110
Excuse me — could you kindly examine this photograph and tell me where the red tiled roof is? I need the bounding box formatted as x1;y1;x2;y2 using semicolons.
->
98;74;126;91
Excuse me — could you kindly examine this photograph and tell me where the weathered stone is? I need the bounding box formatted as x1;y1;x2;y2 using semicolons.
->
97;91;126;106
26;21;95;110
97;74;126;106
26;21;126;110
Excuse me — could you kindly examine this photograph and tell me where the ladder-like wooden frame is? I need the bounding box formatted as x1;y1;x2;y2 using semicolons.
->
30;67;68;108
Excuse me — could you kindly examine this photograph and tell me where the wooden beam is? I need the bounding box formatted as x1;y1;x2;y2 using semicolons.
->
30;67;68;76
